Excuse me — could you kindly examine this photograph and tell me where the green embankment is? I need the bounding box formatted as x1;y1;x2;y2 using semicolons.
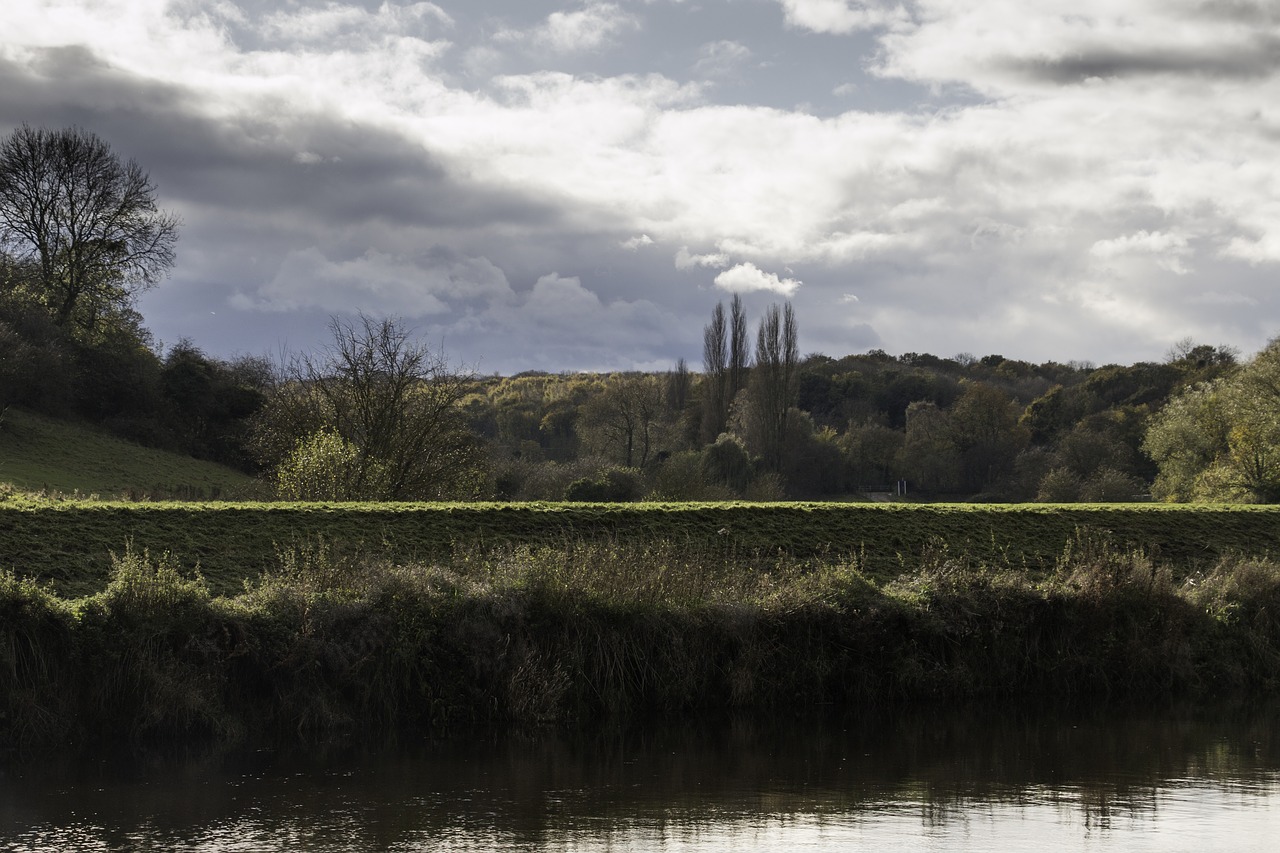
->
0;407;255;499
3;539;1279;749
4;500;1280;598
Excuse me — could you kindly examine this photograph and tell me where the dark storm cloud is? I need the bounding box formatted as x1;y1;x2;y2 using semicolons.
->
1191;0;1280;25
1007;35;1280;84
0;45;560;234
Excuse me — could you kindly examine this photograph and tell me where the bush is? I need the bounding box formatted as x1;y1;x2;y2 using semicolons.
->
275;429;390;501
1079;467;1143;502
647;450;736;501
702;433;752;494
1037;467;1081;502
564;467;643;502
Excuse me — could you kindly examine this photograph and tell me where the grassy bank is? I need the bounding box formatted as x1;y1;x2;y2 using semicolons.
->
5;500;1280;598
3;532;1279;750
0;408;256;499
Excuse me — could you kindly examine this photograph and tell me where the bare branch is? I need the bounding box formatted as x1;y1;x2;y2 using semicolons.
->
0;125;180;336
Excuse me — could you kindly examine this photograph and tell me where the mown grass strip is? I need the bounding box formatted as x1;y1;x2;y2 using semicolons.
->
4;501;1280;598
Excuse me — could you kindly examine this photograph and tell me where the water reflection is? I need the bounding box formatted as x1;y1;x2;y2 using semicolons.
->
2;701;1278;851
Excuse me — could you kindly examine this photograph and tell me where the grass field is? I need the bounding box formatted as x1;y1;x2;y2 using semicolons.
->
4;499;1280;598
0;407;256;500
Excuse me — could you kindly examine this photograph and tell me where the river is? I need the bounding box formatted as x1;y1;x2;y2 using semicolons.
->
2;701;1277;851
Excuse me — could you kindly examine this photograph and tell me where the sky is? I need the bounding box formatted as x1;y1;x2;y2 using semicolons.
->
2;0;1279;374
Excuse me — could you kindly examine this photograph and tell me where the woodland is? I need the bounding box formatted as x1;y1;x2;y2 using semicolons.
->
0;125;1272;505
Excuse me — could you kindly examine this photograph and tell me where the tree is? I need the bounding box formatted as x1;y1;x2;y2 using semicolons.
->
701;294;750;444
251;314;485;500
0;125;179;336
1144;339;1280;503
701;432;752;494
839;419;903;489
749;302;799;471
728;294;749;408
1143;381;1229;501
579;373;664;468
946;381;1029;492
701;300;729;443
897;400;961;493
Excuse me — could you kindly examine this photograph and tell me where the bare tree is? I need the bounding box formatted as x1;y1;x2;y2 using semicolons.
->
580;373;664;468
750;302;799;471
0;125;179;335
701;295;752;445
252;314;485;500
728;293;749;403
702;301;729;443
665;357;691;414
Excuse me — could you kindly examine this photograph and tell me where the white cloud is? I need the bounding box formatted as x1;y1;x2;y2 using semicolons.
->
778;0;911;35
495;2;639;54
675;247;729;269
259;2;453;47
1090;230;1192;273
620;234;654;250
694;40;752;78
713;263;802;296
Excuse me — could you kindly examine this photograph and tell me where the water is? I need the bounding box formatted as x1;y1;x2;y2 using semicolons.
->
2;703;1277;851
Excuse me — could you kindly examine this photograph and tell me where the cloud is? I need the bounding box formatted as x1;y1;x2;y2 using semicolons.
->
694;40;752;78
8;0;1280;370
620;234;654;250
675;247;729;269
1090;230;1192;274
713;263;802;296
777;1;911;35
230;247;515;315
875;1;1280;93
460;272;681;371
258;2;453;47
1188;290;1259;307
495;2;639;54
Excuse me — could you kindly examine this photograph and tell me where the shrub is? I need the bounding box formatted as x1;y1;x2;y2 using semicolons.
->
1037;467;1081;502
701;433;752;494
564;467;643;502
1079;467;1143;503
275;429;390;501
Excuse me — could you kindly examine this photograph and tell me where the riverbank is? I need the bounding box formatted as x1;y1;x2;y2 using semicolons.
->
6;500;1280;597
3;532;1278;751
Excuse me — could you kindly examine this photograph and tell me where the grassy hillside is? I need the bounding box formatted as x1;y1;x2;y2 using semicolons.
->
4;500;1280;598
0;407;255;500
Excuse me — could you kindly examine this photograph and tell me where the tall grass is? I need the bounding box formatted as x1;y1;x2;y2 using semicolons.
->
3;532;1280;752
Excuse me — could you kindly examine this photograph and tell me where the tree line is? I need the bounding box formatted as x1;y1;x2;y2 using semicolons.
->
0;125;1273;503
